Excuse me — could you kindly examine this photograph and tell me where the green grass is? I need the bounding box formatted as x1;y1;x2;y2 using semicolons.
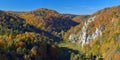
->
58;40;81;51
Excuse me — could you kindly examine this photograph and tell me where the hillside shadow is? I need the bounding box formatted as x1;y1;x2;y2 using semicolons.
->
1;15;62;42
2;14;79;43
44;16;79;32
26;24;62;42
58;47;79;60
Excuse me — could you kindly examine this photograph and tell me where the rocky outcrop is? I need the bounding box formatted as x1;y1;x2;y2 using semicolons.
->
69;16;105;46
80;26;104;46
79;16;96;45
69;33;78;43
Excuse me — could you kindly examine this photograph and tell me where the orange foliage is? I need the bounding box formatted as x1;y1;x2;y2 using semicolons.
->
0;38;5;44
112;53;120;60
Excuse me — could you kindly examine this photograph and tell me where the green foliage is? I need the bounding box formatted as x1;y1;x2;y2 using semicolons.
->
16;47;27;55
116;46;120;52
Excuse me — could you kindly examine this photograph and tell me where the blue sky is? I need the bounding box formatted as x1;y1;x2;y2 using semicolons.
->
0;0;120;15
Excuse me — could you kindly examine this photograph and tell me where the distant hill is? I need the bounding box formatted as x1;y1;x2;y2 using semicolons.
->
20;8;80;33
19;8;88;42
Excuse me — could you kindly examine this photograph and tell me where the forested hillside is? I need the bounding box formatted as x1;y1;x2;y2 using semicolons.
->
64;5;120;60
0;6;120;60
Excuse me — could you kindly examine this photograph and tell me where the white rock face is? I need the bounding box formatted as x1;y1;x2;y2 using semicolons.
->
69;16;104;46
79;16;96;46
69;33;77;43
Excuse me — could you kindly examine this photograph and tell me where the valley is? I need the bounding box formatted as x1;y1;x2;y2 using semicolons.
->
0;5;120;60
